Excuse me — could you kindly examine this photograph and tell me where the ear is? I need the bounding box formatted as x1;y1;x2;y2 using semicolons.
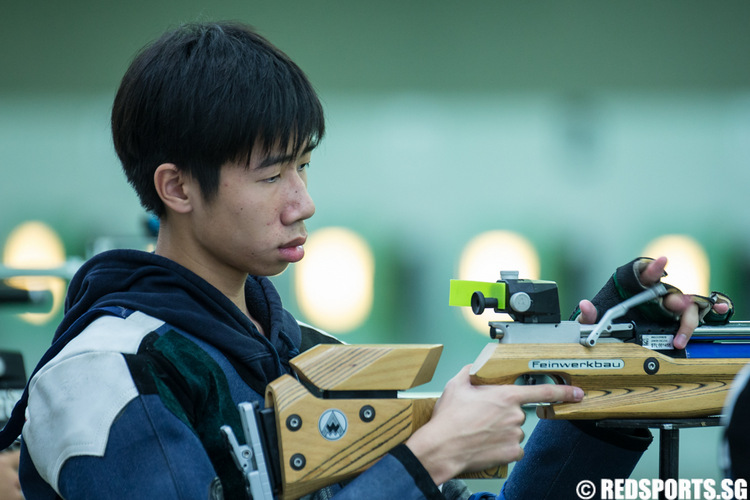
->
154;163;194;214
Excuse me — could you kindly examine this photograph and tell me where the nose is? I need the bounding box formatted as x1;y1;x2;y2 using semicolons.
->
281;171;315;225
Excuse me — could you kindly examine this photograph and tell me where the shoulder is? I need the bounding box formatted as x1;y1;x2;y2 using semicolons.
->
24;311;167;489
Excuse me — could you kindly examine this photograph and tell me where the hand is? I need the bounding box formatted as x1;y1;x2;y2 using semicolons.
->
0;450;22;500
577;256;730;349
405;365;583;485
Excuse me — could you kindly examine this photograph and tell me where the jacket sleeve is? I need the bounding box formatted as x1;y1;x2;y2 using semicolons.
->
498;419;651;500
19;313;230;499
311;445;443;500
22;392;221;499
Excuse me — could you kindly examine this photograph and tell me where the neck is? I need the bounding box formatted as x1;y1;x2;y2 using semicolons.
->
154;223;262;333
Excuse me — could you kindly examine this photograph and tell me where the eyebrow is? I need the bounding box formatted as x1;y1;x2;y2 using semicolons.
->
257;144;315;169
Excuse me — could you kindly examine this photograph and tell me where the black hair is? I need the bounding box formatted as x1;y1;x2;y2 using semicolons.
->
111;21;325;216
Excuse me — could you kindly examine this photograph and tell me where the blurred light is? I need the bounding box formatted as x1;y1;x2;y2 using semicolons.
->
3;221;66;324
294;227;375;333
458;230;540;335
641;235;710;295
86;236;156;258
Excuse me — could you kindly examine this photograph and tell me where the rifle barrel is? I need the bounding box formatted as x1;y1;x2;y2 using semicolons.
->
693;322;750;338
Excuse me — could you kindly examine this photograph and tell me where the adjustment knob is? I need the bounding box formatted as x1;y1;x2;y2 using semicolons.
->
509;292;531;313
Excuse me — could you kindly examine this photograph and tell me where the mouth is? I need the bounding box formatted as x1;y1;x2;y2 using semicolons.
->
278;236;307;263
281;236;307;250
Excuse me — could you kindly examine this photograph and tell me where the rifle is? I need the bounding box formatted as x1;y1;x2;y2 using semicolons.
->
452;271;750;420
222;272;750;499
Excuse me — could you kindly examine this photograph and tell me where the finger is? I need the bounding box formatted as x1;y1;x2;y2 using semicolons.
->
663;292;693;315
444;364;472;386
713;302;730;315
436;365;472;408
576;300;598;325
512;383;584;406
639;256;668;286
674;303;700;349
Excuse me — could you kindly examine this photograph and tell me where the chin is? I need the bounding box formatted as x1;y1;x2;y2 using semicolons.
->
260;263;291;277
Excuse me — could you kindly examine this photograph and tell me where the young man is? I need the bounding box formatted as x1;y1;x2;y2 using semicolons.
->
0;21;723;499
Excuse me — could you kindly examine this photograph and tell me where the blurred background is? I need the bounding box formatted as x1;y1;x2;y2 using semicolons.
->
2;0;749;490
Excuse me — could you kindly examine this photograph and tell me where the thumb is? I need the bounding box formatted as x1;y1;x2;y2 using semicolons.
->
577;299;598;325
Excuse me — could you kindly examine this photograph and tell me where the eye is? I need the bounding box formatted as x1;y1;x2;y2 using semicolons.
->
298;162;310;172
263;173;281;183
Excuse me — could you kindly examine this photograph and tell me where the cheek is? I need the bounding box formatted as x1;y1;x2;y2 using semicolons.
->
240;204;280;232
261;206;283;226
267;215;278;227
221;187;282;231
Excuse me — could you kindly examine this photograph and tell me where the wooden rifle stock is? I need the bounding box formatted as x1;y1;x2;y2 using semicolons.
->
265;344;506;500
470;341;747;420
